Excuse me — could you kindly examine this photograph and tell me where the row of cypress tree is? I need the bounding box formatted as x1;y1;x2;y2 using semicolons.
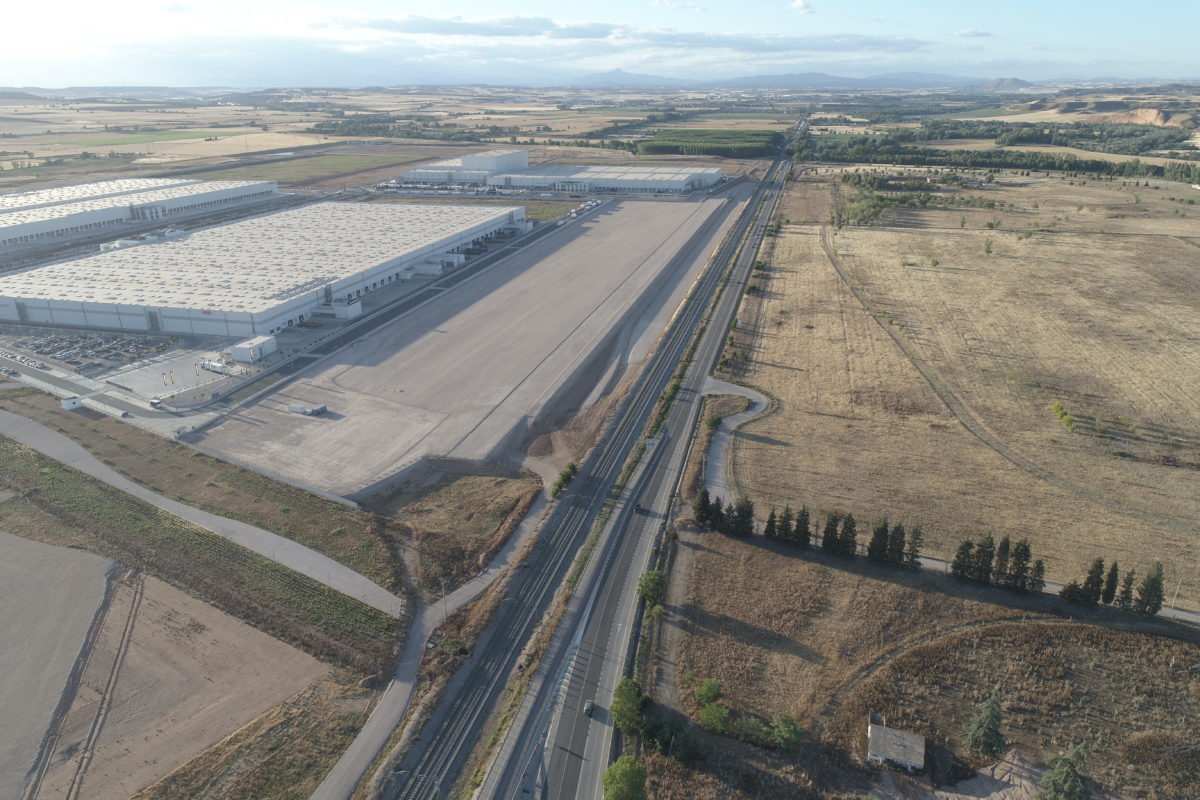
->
1059;558;1165;616
950;535;1046;593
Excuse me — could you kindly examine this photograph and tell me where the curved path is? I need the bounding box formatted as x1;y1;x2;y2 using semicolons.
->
700;377;769;506
0;409;405;617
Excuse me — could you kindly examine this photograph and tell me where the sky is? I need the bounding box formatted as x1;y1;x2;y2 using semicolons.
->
3;0;1197;87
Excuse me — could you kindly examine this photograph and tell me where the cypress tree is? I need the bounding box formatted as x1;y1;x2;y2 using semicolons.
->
1030;560;1046;593
904;526;924;570
867;520;889;562
994;536;1012;588
1116;570;1136;609
763;507;778;539
1036;742;1089;800
777;506;794;543
733;497;755;537
1009;540;1032;591
710;498;725;533
693;488;711;527
964;693;1005;758
1059;580;1087;603
1101;562;1119;605
1081;558;1105;605
887;523;907;565
951;539;975;578
973;535;996;584
794;506;811;548
839;513;858;557
821;513;840;552
1134;562;1165;616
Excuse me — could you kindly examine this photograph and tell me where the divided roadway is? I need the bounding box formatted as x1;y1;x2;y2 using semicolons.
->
383;171;777;800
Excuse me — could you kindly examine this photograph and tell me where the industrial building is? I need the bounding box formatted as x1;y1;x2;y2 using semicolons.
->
0;202;524;337
487;164;723;193
401;149;529;185
0;179;281;257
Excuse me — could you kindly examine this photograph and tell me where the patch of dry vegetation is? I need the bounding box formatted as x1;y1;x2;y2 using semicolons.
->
134;672;371;800
728;172;1200;608
0;387;403;592
375;472;540;596
830;622;1200;798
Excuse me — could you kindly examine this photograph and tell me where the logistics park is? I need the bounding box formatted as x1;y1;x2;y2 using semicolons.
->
4;83;1200;800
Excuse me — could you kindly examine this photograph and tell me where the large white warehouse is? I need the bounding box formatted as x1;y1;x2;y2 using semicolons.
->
401;148;529;185
0;202;523;337
487;164;723;193
0;179;281;256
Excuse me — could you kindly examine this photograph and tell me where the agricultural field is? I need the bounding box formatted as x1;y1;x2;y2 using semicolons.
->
189;153;425;185
34;575;328;799
658;529;1200;798
724;170;1200;609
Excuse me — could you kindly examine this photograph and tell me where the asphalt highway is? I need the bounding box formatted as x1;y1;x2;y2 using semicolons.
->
488;155;789;800
382;176;770;800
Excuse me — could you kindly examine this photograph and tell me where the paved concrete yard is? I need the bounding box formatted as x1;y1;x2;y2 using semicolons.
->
198;198;732;498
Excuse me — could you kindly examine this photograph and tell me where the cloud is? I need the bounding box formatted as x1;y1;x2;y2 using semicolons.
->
653;0;708;10
160;3;189;12
954;29;994;38
634;29;928;54
790;0;814;13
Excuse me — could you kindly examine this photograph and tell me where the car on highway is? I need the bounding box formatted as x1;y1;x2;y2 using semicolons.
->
583;700;594;717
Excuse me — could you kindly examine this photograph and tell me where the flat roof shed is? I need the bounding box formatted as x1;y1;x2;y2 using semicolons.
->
867;721;925;772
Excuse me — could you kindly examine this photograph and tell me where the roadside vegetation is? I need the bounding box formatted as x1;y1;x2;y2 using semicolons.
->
637;129;781;158
0;435;398;671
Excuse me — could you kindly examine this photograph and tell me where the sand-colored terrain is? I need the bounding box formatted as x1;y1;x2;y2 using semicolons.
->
35;575;327;799
0;531;111;799
726;173;1200;608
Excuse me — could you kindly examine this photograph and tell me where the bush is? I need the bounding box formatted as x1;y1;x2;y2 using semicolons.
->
698;702;731;734
771;713;804;751
602;756;647;800
694;678;723;705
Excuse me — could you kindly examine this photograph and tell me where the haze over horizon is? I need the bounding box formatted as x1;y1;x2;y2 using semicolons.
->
3;0;1197;88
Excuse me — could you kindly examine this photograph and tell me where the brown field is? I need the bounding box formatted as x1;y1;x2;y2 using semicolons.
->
37;575;328;799
904;138;1196;168
135;671;371;800
659;530;1200;798
0;387;402;593
724;171;1200;609
374;472;541;596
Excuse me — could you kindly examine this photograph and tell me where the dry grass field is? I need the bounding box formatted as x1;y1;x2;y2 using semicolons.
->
0;387;402;592
660;530;1200;798
724;171;1200;609
188;153;425;185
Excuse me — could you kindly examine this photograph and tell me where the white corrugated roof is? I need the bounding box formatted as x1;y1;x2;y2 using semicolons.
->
0;181;276;229
0;202;519;314
0;178;199;211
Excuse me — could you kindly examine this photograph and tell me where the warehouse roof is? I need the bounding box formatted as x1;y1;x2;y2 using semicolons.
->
0;178;199;212
0;202;520;313
493;164;723;182
0;181;276;230
417;148;526;170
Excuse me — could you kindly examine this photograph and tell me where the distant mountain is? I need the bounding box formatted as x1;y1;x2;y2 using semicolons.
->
712;71;987;90
569;69;691;88
970;77;1034;93
0;89;46;101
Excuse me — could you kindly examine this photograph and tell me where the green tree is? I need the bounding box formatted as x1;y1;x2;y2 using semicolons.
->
994;536;1012;587
887;523;907;565
1030;560;1046;593
964;693;1005;758
733;497;755;536
698;702;731;733
1036;742;1090;800
1116;570;1136;609
611;677;644;734
694;678;722;706
602;756;647;800
770;713;804;751
951;539;975;578
710;498;726;533
867;520;890;562
1009;539;1032;591
763;507;778;539
1101;562;1119;605
777;506;794;542
839;513;858;557
693;488;711;526
1059;580;1087;603
973;535;996;584
905;526;924;570
1134;562;1165;616
794;506;811;548
1081;558;1105;605
637;571;666;607
821;513;841;552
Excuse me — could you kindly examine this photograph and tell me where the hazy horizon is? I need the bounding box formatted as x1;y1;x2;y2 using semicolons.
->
3;1;1197;88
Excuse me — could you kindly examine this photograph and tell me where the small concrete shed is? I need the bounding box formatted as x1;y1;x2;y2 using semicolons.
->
867;718;925;772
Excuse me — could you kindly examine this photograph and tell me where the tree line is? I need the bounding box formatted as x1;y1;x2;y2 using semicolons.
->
950;535;1046;593
1058;557;1165;615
